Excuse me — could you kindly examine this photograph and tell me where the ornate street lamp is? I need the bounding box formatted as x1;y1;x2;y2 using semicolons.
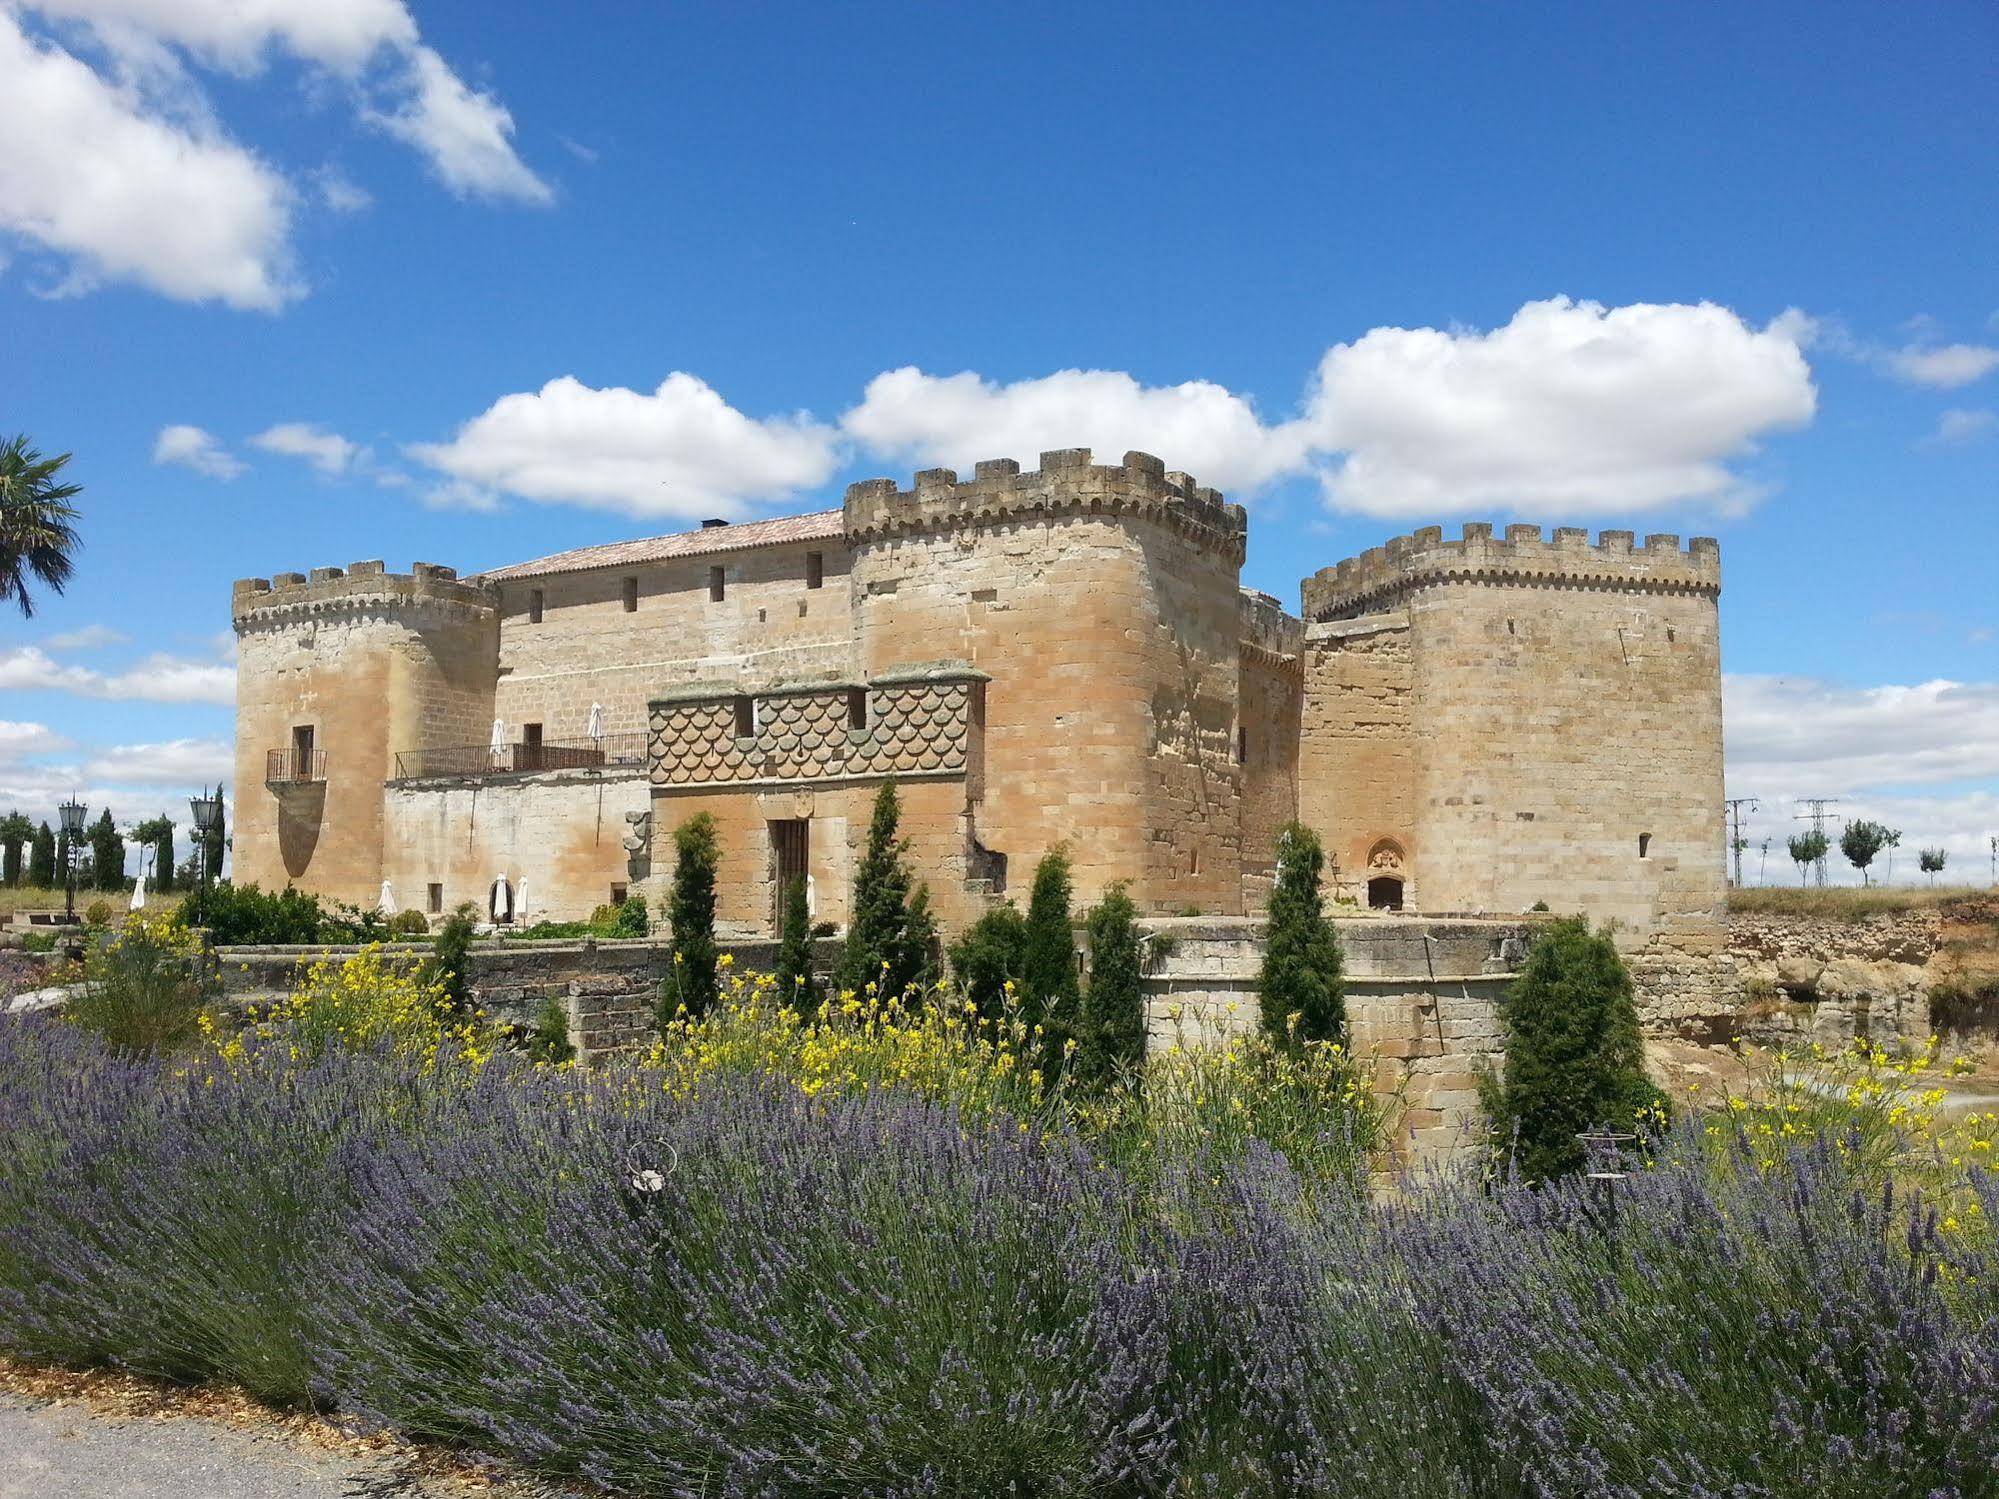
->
189;784;222;890
57;794;87;924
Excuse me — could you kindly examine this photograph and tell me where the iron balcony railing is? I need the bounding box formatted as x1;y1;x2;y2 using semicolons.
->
265;748;327;785
393;730;647;781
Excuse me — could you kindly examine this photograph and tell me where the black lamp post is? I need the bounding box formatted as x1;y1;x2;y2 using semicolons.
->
58;794;87;924
189;785;222;889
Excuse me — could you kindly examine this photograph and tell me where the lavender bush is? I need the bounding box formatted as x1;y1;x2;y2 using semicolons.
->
1;1010;1995;1497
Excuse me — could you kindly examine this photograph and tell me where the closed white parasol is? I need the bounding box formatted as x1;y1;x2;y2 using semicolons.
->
587;702;604;741
489;873;513;924
378;880;396;914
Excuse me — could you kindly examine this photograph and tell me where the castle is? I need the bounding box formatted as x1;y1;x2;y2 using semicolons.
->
230;448;1726;952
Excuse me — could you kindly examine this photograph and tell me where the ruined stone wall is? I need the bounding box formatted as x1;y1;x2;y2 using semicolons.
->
381;769;649;924
1306;525;1726;932
844;450;1249;916
231;564;497;907
1137;914;1530;1159
1297;613;1417;904
1237;591;1303;902
487;538;853;746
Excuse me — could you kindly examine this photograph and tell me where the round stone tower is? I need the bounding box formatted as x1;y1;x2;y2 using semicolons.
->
1300;523;1725;933
843;449;1251;915
230;562;498;907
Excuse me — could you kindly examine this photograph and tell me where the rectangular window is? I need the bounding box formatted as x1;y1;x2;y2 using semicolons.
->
427;883;443;915
610;882;628;905
1235;726;1247;766
733;695;756;738
709;566;725;602
528;588;544;624
622;576;638;612
846;686;868;731
806;551;824;589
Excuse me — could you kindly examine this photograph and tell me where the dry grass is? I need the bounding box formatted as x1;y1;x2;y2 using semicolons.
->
0;886;184;921
1726;885;1991;920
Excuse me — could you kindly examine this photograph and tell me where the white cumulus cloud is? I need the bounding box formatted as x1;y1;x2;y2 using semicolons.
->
364;44;552;204
0;2;545;308
0;720;71;759
42;624;128;651
1724;674;1999;796
0;645;233;705
842;367;1311;492
409;374;841;520
1928;409;1994;447
1884;343;1999;390
0;11;299;310
1301;298;1817;518
152;424;246;480
250;422;360;475
81;737;233;787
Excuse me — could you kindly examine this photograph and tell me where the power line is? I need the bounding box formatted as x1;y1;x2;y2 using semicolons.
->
1725;798;1759;888
1795;799;1841;887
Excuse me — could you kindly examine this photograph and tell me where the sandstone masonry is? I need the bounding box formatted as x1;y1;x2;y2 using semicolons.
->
231;448;1727;979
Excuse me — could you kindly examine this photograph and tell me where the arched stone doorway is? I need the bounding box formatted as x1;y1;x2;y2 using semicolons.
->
1365;839;1407;910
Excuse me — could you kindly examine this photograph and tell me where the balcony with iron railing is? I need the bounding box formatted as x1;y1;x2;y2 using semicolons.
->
265;748;328;786
392;730;648;781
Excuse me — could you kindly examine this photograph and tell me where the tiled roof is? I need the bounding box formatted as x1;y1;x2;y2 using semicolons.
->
475;509;844;582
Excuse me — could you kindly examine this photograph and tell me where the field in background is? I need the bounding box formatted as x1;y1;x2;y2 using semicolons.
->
0;887;185;922
1728;885;1993;920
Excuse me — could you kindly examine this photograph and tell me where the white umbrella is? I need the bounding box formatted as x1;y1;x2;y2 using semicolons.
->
586;702;604;741
130;869;147;911
489;873;512;924
378;880;396;915
489;718;507;761
516;879;531;925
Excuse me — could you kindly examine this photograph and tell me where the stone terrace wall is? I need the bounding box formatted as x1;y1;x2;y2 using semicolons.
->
1137;915;1531;1159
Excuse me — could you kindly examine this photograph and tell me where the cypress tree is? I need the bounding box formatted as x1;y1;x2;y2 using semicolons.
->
0;811;30;886
1020;848;1081;1070
133;817;176;892
1078;881;1145;1088
773;874;819;1012
948;902;1028;1022
837;780;936;999
1486;917;1666;1183
663;813;720;1021
1258;822;1346;1046
28;821;55;888
90;809;124;890
54;829;72;891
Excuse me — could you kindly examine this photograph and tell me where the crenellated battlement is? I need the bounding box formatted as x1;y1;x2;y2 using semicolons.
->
1238;587;1303;664
1302;522;1721;621
231;560;496;630
841;448;1248;562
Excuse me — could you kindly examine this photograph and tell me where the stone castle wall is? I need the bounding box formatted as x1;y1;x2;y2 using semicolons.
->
1302;524;1725;929
844;450;1251;916
231;563;497;908
484;527;850;747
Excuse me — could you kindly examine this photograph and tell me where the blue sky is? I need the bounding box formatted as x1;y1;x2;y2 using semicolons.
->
2;0;1995;882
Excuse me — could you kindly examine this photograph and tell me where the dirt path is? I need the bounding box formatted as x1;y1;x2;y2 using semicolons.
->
0;1363;551;1499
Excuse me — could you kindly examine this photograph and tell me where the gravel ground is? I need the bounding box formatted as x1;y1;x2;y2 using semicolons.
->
0;1387;554;1499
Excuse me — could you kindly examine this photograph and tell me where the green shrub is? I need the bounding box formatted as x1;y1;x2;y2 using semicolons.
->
1021;849;1081;1074
521;996;576;1065
663;814;720;1021
22;930;55;954
948;902;1028;1022
774;876;818;1012
518;920;591;940
180;881;383;945
1483;916;1667;1182
430;902;478;1013
386;909;431;938
1077;882;1144;1089
612;893;648;938
836;781;936;999
82;898;113;928
1258;822;1346;1046
65;914;216;1055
